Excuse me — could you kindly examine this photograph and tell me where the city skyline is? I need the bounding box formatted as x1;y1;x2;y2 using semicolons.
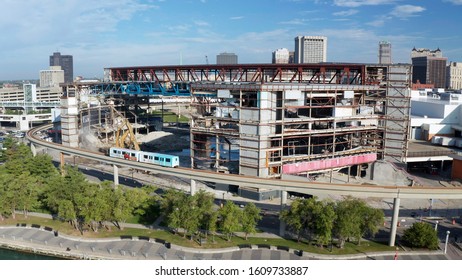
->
0;0;461;80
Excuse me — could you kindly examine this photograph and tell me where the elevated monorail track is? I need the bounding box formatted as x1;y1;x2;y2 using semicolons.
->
27;124;462;200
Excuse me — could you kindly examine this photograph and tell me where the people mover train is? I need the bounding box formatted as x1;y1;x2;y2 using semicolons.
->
109;147;180;168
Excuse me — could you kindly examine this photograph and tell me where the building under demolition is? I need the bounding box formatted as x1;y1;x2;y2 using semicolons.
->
187;64;411;183
60;63;411;196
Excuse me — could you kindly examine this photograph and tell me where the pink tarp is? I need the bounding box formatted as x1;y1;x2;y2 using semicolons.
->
282;153;377;174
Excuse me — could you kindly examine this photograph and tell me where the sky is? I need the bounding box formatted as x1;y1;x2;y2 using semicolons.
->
0;0;462;80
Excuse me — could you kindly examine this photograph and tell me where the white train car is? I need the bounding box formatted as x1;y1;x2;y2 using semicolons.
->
109;147;141;161
139;151;180;168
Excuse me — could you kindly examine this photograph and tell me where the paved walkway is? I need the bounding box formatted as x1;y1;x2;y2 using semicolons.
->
0;226;451;260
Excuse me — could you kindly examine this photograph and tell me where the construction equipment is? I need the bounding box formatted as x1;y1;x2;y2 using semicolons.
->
115;117;140;150
110;105;140;150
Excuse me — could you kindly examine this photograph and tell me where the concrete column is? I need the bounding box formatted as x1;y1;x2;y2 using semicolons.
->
389;197;401;246
279;190;288;237
190;179;196;196
347;166;351;183
113;165;119;187
60;152;65;171
30;143;37;157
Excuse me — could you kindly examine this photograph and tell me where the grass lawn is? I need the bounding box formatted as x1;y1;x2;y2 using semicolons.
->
0;214;394;255
148;111;189;123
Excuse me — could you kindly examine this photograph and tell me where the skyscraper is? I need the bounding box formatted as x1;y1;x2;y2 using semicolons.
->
378;41;392;64
272;48;290;64
40;66;65;88
447;62;462;90
216;52;238;64
411;47;442;58
411;48;447;88
294;36;327;63
49;52;73;83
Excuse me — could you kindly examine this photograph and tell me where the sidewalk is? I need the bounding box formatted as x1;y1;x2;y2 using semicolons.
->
0;219;451;260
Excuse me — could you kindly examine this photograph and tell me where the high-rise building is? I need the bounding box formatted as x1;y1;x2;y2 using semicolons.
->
40;66;65;88
216;52;238;64
447;62;462;90
294;36;327;63
289;51;295;64
272;48;290;64
411;47;442;58
49;52;73;83
412;49;447;88
378;41;392;64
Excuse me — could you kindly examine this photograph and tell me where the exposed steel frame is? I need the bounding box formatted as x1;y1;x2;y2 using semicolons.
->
106;63;366;85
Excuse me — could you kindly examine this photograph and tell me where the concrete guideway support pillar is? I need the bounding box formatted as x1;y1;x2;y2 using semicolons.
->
113;165;119;187
279;190;287;237
60;152;65;172
190;179;196;196
389;197;400;246
30;143;37;157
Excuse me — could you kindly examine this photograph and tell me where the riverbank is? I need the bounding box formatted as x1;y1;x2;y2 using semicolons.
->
0;221;451;261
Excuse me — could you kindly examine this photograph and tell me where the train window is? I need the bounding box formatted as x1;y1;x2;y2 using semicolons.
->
143;155;148;159
154;156;159;161
166;158;171;163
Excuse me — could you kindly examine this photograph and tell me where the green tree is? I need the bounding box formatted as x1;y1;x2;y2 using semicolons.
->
43;166;89;214
333;197;384;247
0;172;13;220
280;197;319;242
334;197;364;248
402;222;439;250
361;206;384;239
194;190;215;238
58;199;78;230
241;203;261;240
208;211;218;243
161;189;187;234
181;195;200;240
16;173;40;218
111;185;150;230
280;198;306;242
219;201;241;241
313;200;336;247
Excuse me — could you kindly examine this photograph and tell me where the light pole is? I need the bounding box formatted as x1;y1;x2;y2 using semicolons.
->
444;230;450;254
435;220;439;231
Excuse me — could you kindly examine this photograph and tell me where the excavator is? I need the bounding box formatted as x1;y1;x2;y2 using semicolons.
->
111;106;140;151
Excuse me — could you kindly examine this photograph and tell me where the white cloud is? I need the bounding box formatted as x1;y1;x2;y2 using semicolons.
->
391;5;426;18
367;15;392;27
444;0;462;4
279;19;308;25
168;24;191;33
367;18;386;27
333;0;396;7
230;16;244;20
194;20;210;26
0;0;156;46
333;9;359;16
